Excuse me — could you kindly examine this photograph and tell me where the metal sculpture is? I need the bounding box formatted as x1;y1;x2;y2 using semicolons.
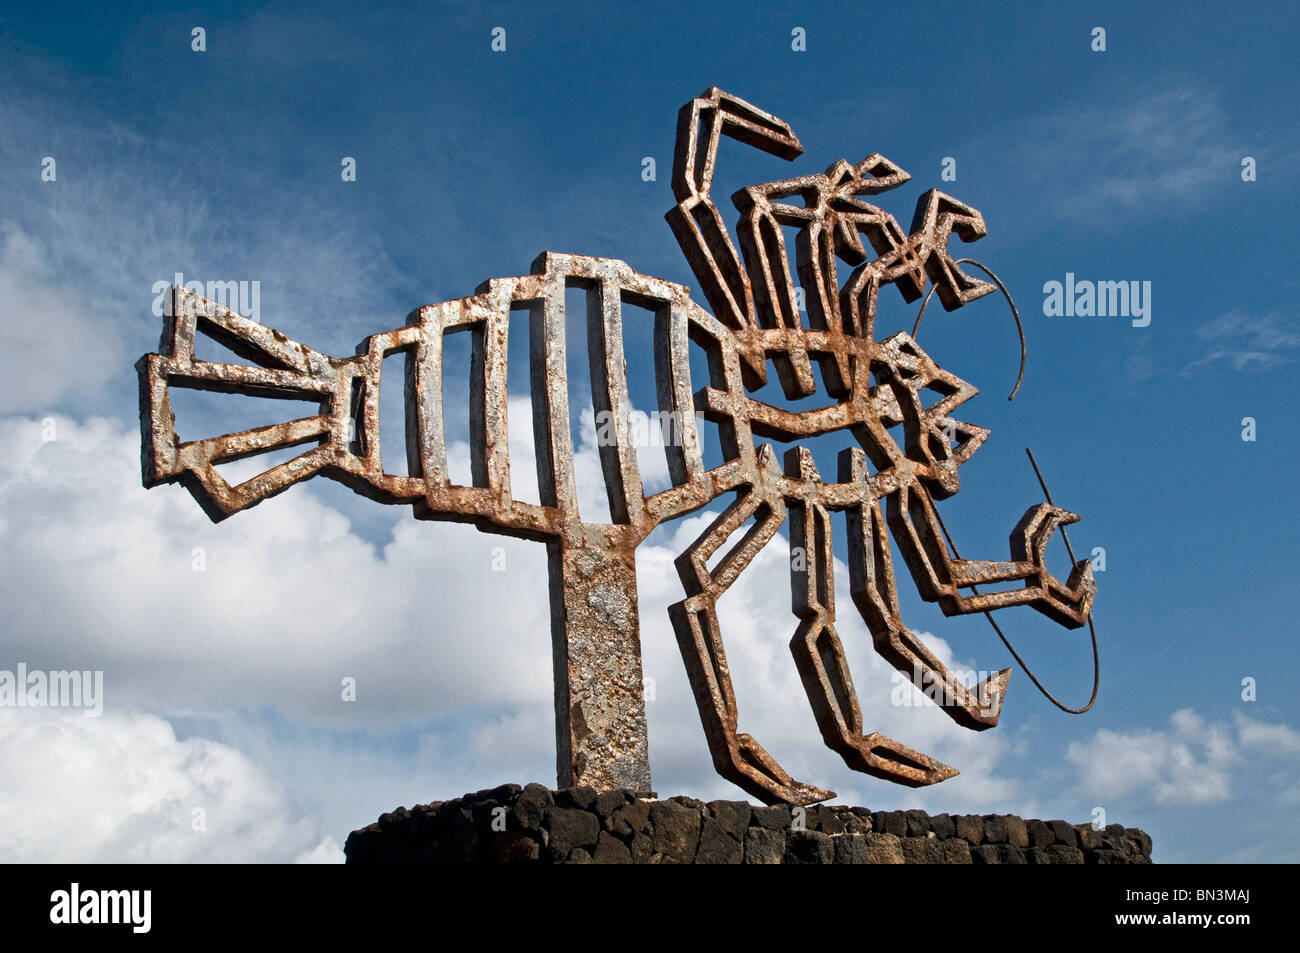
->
137;87;1096;805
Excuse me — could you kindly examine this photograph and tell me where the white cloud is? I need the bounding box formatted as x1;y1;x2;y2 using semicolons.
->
0;226;123;413
0;412;557;724
0;707;339;863
1234;711;1300;755
1065;708;1300;809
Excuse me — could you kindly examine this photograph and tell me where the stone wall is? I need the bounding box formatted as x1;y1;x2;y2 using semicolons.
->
345;783;1153;864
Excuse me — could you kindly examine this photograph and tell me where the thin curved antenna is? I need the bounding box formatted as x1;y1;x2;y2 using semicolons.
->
912;258;1027;401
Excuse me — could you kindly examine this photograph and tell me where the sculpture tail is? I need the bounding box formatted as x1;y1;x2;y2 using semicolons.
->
136;285;342;522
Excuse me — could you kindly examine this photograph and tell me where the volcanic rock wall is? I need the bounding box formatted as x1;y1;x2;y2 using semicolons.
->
345;783;1154;864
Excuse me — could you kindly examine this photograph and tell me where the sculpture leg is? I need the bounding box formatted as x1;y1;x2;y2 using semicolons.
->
850;492;1010;730
788;490;959;786
668;462;835;806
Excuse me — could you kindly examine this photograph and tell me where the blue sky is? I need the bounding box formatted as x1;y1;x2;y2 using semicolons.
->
0;0;1296;862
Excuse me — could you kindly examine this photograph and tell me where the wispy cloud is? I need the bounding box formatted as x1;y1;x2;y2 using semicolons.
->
0;44;410;418
1183;308;1299;373
996;81;1254;227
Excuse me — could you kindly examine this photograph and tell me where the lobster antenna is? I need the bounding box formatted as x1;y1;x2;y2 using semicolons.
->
911;258;1027;401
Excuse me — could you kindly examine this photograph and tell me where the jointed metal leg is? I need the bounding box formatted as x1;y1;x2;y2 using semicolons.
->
668;447;835;805
786;448;960;786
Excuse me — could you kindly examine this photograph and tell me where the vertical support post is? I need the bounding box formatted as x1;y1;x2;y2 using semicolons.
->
547;527;652;794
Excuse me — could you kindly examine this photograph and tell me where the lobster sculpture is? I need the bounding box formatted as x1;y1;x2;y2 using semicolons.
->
137;88;1095;805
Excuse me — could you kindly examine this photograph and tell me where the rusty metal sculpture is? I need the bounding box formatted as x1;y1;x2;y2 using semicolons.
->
137;87;1096;805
